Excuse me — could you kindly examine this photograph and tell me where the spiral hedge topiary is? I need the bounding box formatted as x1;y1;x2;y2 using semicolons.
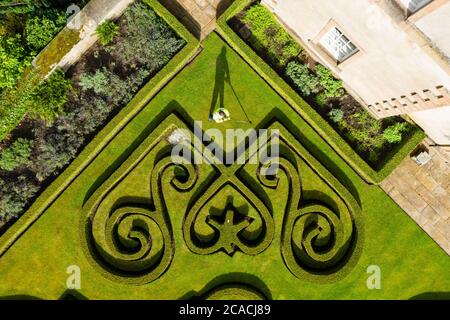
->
82;111;362;285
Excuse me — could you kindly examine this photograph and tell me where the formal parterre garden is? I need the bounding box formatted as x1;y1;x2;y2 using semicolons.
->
0;0;448;300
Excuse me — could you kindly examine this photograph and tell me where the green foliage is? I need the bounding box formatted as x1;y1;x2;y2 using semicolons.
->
0;175;39;221
24;9;67;51
0;14;24;36
110;1;185;71
0;69;41;140
315;92;329;109
0;137;33;171
241;4;301;68
0;34;31;89
384;122;410;144
0;3;74;136
315;64;344;98
96;20;119;46
79;68;109;94
328;108;343;123
29;68;72;122
0;0;34;14
0;68;70;140
340;110;385;163
285;61;319;96
0;0;84;14
2;0;187;200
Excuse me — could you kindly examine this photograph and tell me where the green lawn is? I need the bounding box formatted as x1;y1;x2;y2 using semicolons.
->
0;33;448;300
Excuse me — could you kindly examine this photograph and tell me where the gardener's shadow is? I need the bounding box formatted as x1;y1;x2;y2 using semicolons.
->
210;46;230;117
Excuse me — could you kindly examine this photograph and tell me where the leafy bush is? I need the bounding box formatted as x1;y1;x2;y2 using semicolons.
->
96;20;119;46
0;0;42;14
0;0;86;14
0;35;31;89
340;110;385;163
328;109;344;123
241;4;301;68
315;64;344;98
109;2;185;72
285;61;319;96
0;0;68;14
384;122;410;144
79;68;109;94
0;175;39;222
0;14;23;36
0;70;41;140
0;138;33;171
314;92;330;109
29;68;72;122
24;10;68;51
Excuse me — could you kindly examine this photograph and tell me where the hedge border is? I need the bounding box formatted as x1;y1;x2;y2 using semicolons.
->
0;0;200;257
216;0;426;184
203;283;268;300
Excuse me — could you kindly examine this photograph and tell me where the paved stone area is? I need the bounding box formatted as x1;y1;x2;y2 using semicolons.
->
160;0;233;39
381;139;450;255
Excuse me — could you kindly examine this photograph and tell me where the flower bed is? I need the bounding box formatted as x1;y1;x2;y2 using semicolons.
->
230;3;416;167
0;1;88;140
0;0;187;225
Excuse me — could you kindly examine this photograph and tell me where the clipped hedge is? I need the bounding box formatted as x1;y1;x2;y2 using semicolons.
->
0;0;199;257
80;115;198;284
216;0;425;184
203;284;268;300
81;108;362;284
267;122;363;283
182;159;275;257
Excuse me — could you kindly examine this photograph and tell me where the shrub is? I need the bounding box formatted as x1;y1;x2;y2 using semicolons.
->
32;130;80;182
25;10;68;51
0;175;39;222
0;14;23;36
315;92;330;109
315;64;344;98
241;4;301;68
341;110;385;163
96;20;119;46
384;122;410;144
0;0;72;14
109;2;185;71
79;68;109;94
328;109;344;123
30;68;72;122
0;138;33;171
285;61;319;96
0;69;41;140
0;0;35;14
0;34;31;89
